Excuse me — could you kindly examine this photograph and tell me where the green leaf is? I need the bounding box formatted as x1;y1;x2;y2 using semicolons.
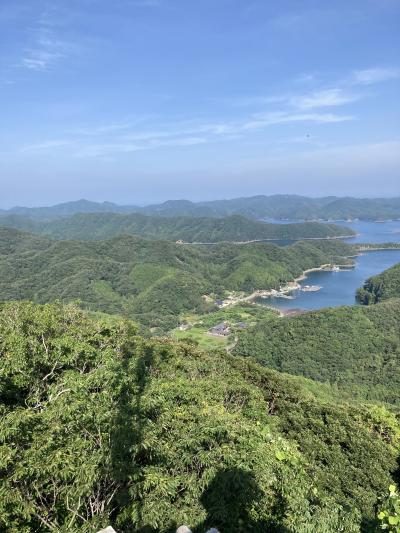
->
275;450;286;461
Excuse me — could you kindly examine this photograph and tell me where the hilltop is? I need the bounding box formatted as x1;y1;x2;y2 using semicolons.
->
1;301;398;532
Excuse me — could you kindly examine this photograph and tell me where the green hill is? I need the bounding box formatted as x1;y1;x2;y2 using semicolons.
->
233;300;400;405
0;212;355;242
140;195;400;220
0;227;354;331
0;301;399;532
0;198;140;219
2;195;400;220
357;262;400;304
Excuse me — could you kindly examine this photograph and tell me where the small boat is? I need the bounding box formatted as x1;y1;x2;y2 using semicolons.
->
301;285;322;292
332;265;340;272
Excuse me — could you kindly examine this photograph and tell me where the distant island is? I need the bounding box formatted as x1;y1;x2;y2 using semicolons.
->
1;194;400;221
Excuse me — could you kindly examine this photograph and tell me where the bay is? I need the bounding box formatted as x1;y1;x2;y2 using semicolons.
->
258;220;400;312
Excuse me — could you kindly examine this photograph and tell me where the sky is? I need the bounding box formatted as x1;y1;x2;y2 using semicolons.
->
0;0;399;207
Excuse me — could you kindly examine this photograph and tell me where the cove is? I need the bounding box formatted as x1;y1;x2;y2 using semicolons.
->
258;220;400;312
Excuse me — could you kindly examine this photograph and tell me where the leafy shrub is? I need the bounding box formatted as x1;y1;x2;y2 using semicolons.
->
378;485;400;531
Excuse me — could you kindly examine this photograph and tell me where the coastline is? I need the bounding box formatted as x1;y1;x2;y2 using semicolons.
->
218;262;353;312
180;233;357;245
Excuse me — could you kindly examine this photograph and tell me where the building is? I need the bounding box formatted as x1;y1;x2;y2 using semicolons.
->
209;322;230;337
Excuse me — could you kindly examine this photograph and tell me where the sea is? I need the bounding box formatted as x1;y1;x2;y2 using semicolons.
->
258;220;400;312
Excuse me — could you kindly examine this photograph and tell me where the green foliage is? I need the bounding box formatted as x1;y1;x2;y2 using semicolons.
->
1;301;398;532
0;227;354;331
357;263;400;304
0;212;355;242
171;304;278;350
233;299;400;405
185;303;279;329
378;485;400;531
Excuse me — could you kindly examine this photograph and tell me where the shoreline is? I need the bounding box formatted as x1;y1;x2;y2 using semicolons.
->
218;262;352;312
180;233;356;245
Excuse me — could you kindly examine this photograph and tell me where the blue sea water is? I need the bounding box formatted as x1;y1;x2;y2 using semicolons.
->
259;221;400;312
341;219;400;244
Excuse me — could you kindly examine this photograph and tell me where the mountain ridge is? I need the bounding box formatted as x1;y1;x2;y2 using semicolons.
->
2;194;400;220
0;212;355;242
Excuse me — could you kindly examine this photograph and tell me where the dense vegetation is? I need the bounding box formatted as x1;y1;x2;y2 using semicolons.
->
2;195;400;220
1;301;399;532
171;303;278;350
0;227;353;331
357;262;400;304
0;212;354;242
233;299;400;405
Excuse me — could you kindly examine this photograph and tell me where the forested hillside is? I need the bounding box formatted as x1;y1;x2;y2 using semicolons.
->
0;198;140;219
139;195;400;220
0;212;354;242
1;301;398;532
0;227;353;331
233;299;400;405
357;262;400;304
2;195;400;220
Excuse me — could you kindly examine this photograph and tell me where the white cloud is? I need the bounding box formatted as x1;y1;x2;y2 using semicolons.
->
73;124;132;136
22;48;65;71
243;111;353;130
73;135;207;158
352;67;400;85
290;89;358;110
17;108;354;160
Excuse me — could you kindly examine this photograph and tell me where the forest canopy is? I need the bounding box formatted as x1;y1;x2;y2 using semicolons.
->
0;301;399;532
0;227;354;331
233;299;400;405
0;212;355;242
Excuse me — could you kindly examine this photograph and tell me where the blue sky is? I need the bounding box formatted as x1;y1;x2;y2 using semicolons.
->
0;0;399;207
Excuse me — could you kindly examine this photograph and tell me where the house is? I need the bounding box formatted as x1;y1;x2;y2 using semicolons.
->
209;322;230;337
236;322;247;329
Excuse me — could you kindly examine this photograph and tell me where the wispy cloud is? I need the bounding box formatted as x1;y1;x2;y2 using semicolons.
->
20;6;78;72
352;67;400;85
72;124;132;136
226;86;358;111
226;65;399;112
18;108;354;160
242;111;353;130
73;135;206;158
290;89;359;110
